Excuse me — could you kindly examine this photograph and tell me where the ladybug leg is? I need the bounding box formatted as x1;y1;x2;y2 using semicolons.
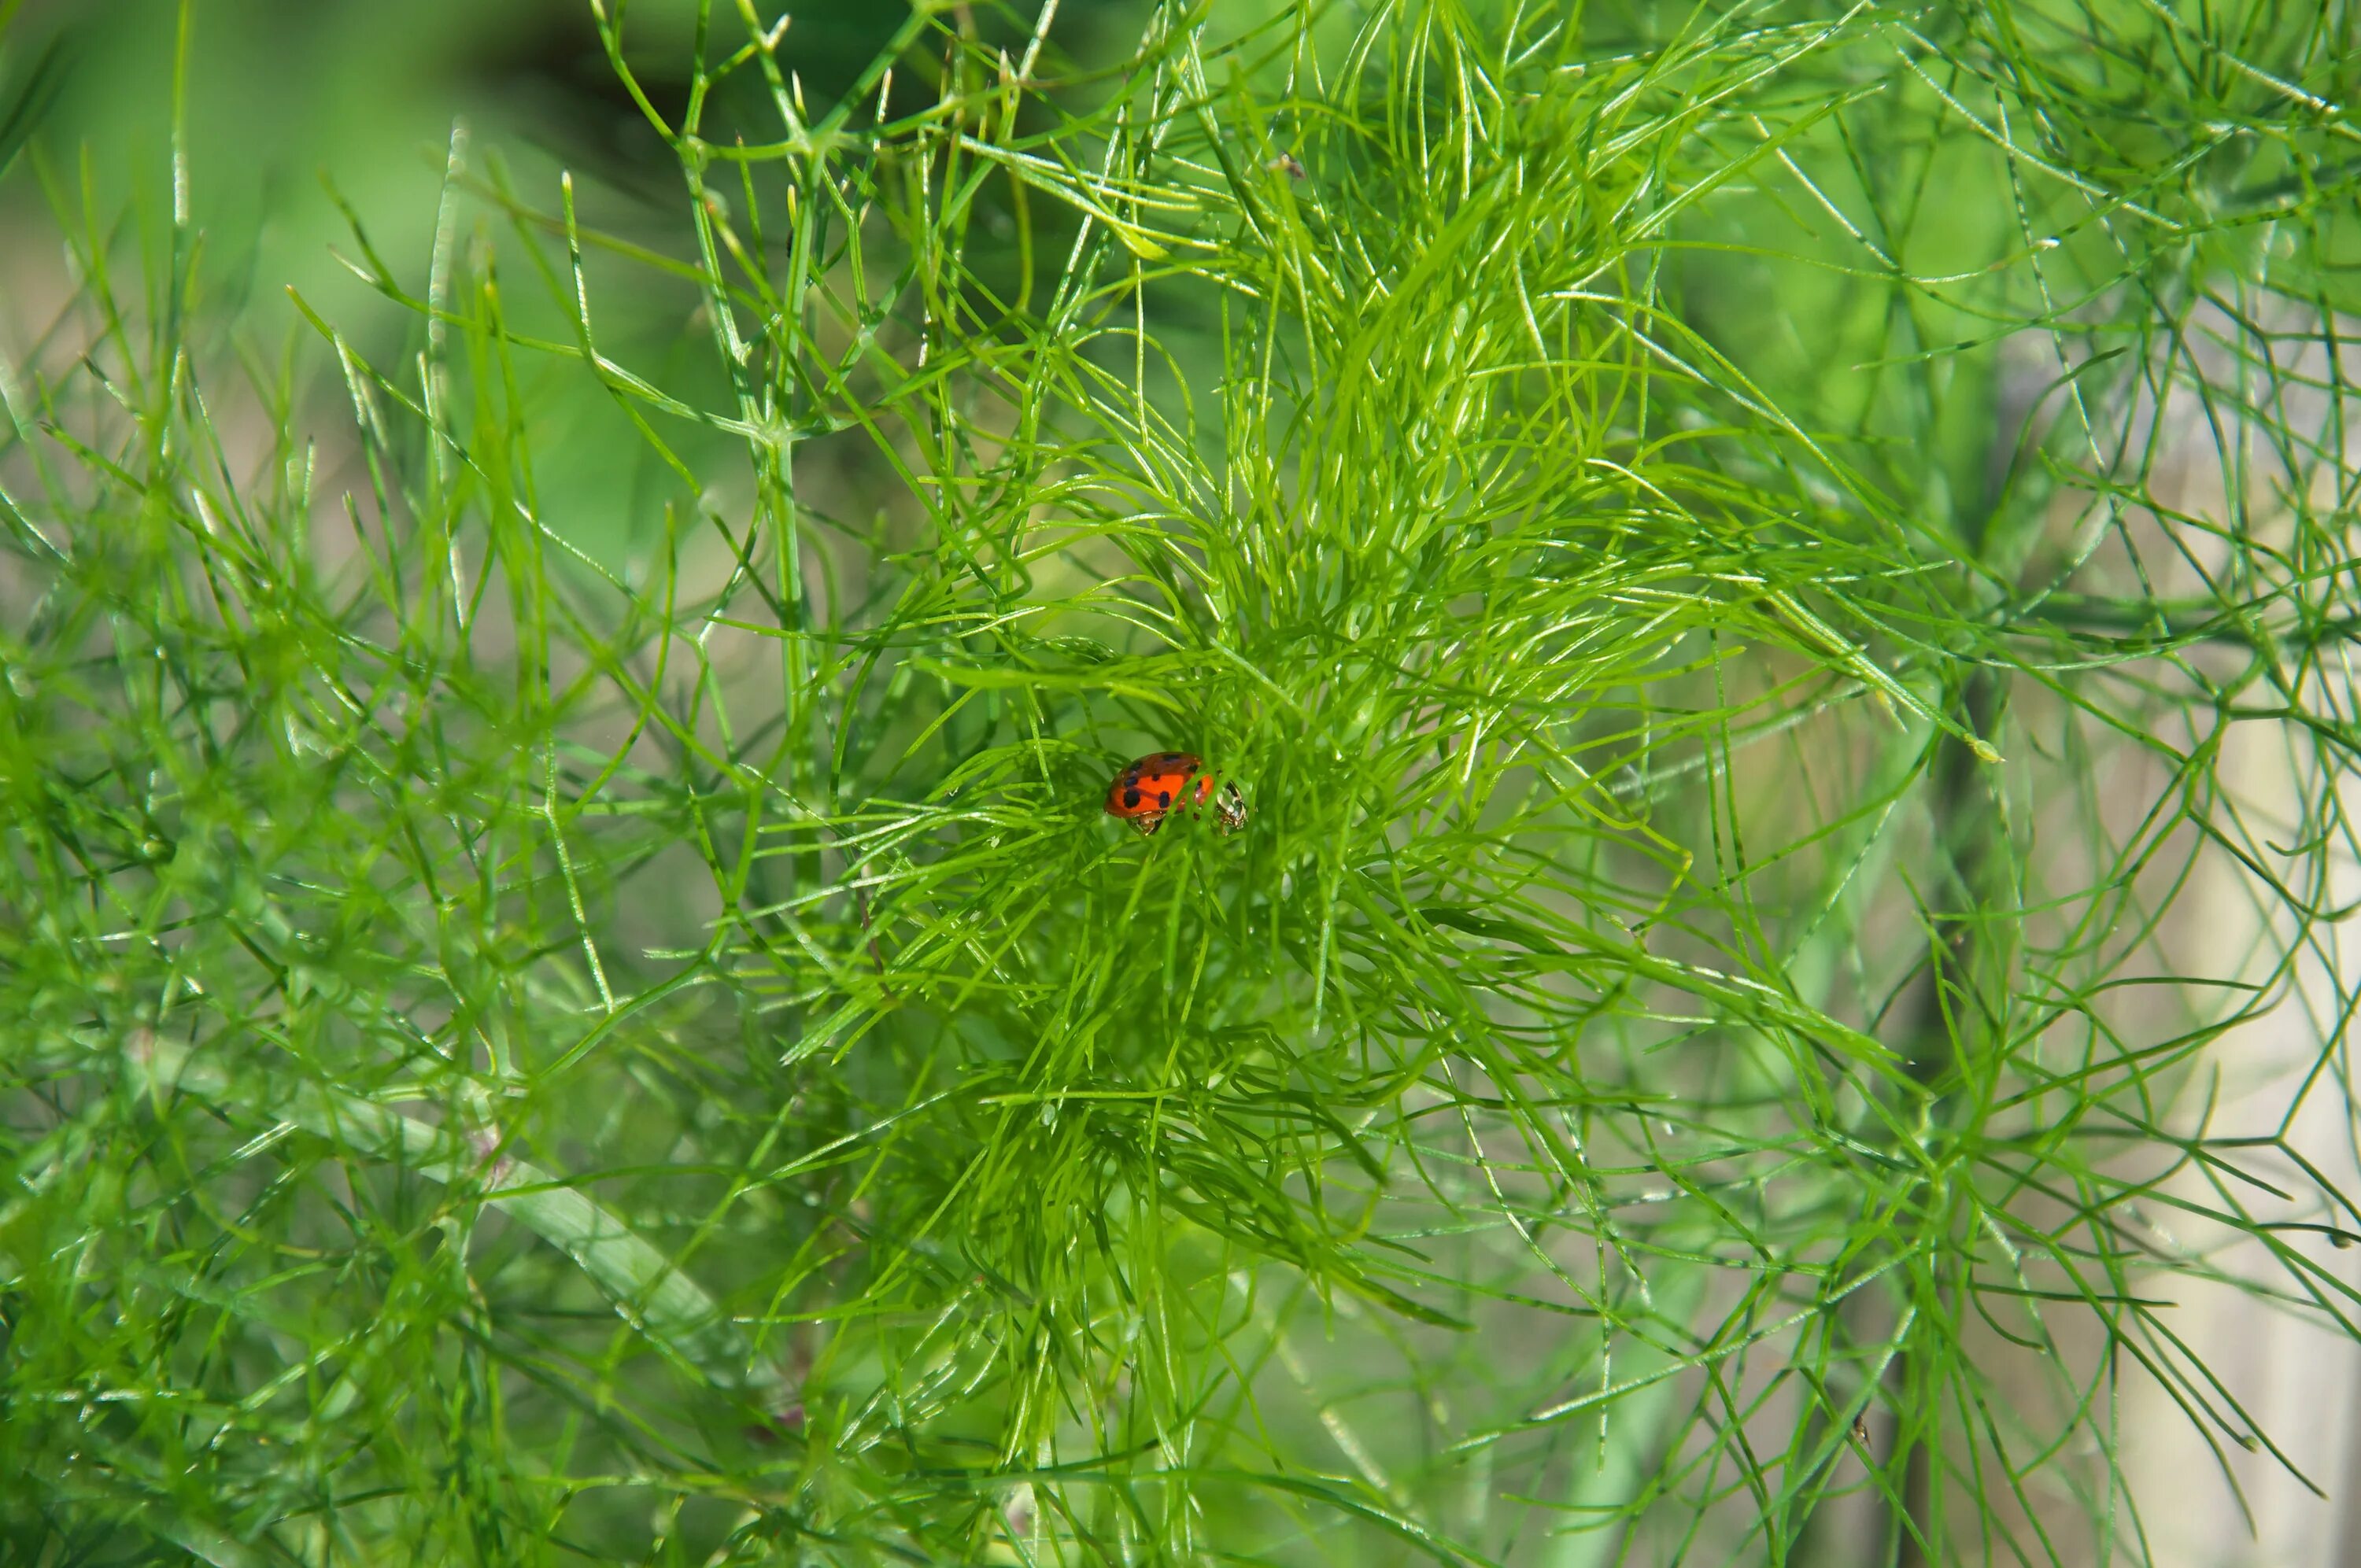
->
1132;814;1163;838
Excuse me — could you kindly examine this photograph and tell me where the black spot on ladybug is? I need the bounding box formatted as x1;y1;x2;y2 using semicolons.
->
1158;789;1172;807
1124;788;1143;808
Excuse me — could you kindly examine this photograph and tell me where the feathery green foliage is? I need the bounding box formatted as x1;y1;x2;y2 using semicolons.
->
5;0;2360;1562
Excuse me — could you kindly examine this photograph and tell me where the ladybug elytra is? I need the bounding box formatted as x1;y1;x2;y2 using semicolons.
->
1103;752;1247;837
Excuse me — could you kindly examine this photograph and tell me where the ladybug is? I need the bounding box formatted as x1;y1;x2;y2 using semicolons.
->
1103;751;1247;837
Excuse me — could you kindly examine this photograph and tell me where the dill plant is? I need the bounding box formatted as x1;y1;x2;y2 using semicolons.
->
3;0;2359;1563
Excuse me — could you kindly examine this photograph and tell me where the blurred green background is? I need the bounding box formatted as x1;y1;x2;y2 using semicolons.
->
1;0;1136;574
7;0;1010;304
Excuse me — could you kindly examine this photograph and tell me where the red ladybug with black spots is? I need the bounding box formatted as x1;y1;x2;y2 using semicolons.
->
1104;752;1247;837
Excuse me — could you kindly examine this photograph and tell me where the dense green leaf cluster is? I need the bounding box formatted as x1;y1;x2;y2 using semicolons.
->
3;0;2359;1562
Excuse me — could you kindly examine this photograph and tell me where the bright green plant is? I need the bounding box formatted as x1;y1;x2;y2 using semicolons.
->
5;0;2359;1562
